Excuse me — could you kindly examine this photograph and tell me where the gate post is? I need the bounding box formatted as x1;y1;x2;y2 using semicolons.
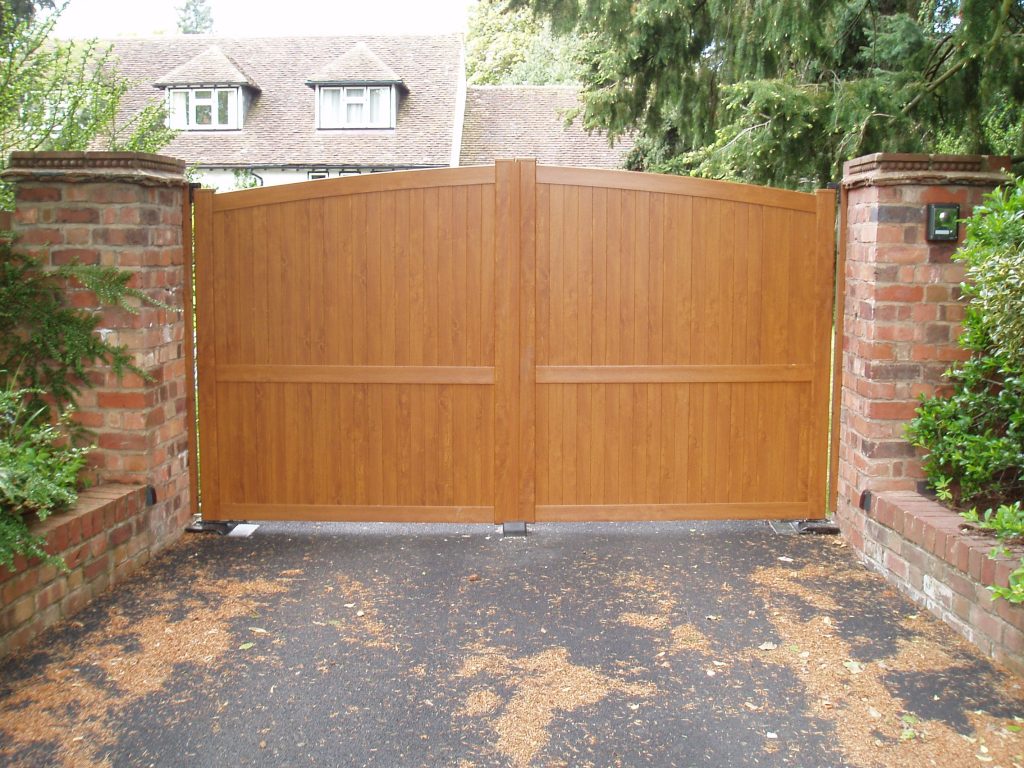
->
834;153;1010;548
3;151;191;547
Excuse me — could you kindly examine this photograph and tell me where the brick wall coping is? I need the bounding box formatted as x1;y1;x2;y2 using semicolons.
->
871;491;1023;591
843;152;1011;189
865;490;1024;673
1;151;186;187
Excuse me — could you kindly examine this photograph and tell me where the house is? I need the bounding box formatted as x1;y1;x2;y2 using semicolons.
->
107;35;631;190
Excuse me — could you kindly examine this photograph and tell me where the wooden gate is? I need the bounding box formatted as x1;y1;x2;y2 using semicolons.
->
193;160;835;524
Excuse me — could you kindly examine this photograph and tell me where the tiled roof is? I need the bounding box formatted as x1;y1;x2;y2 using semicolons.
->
307;42;403;86
108;34;462;168
153;45;259;90
459;85;632;169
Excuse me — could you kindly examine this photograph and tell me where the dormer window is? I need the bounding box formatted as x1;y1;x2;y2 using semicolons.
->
154;45;259;132
317;86;395;129
307;42;406;132
168;87;241;130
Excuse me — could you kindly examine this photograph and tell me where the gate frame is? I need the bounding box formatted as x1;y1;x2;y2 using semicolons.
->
191;160;836;524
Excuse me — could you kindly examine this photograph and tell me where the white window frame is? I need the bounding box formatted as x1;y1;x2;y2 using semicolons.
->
166;86;241;130
316;85;395;130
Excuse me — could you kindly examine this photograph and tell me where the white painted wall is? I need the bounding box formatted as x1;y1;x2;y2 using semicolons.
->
193;166;445;192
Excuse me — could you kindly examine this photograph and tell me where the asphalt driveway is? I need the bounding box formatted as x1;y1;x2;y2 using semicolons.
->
1;520;1023;767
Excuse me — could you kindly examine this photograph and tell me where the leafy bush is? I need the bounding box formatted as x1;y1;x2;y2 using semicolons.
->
0;240;156;568
956;177;1024;369
961;502;1024;604
908;175;1024;602
0;380;87;570
906;318;1024;508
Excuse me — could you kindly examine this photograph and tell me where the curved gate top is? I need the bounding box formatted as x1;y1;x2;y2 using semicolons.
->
193;161;835;524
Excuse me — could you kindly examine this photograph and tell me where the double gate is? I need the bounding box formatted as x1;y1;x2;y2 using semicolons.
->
193;161;835;524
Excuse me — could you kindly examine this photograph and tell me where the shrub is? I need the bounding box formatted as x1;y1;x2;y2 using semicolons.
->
0;241;147;419
0;380;87;570
0;240;157;568
907;175;1024;602
956;177;1024;369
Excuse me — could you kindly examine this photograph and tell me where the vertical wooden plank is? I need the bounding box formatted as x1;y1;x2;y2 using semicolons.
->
410;188;426;366
494;160;520;524
422;187;440;365
181;184;199;518
606;190;622;364
829;187;847;515
650;194;665;365
578;186;594;365
518;160;537;522
592;187;608;365
381;192;398;365
466;186;483;364
812;188;838;517
394;190;412;366
453;185;470;365
481;186;496;364
351;194;368;365
366;193;383;365
438;186;455;366
620;190;636;364
634;191;651;364
193;189;221;520
549;184;565;364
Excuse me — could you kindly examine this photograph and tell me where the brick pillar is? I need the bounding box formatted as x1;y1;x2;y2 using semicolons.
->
1;151;191;545
836;153;1010;547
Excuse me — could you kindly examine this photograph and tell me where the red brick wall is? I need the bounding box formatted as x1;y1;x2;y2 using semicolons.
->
861;492;1024;676
4;152;191;548
836;153;1011;544
0;486;154;657
0;152;191;657
835;153;1023;674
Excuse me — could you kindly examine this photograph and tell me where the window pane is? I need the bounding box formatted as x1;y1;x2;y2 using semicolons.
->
195;90;212;100
217;90;231;125
169;91;189;129
368;88;386;125
346;102;363;124
346;87;364;99
195;104;212;125
321;88;341;127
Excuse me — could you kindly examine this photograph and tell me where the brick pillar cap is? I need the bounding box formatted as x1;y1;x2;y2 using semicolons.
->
1;151;186;187
842;152;1011;189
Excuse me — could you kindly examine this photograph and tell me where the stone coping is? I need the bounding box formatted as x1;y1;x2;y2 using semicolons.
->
842;152;1011;189
1;152;186;187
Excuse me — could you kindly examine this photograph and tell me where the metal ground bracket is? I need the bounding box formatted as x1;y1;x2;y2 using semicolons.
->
502;521;528;537
185;517;240;535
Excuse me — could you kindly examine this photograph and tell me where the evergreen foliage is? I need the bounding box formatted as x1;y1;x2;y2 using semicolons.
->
0;238;161;569
0;0;176;209
176;0;213;35
508;0;1024;189
0;241;147;420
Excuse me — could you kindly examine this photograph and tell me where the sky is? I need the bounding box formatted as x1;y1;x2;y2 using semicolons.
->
52;0;477;38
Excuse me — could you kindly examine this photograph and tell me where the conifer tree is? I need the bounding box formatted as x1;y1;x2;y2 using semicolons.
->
177;0;213;35
509;0;1024;188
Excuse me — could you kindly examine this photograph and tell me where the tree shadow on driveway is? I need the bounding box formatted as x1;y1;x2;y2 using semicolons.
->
1;520;1023;767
